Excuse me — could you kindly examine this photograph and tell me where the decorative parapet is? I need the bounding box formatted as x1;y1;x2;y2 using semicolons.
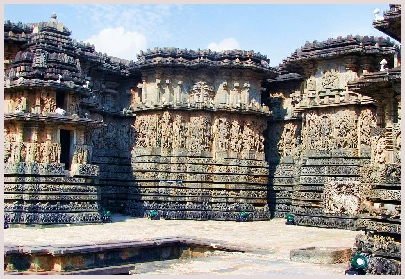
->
4;20;33;43
281;35;397;68
133;47;274;73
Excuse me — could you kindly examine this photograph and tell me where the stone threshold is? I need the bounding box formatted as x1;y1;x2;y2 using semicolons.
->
4;236;251;275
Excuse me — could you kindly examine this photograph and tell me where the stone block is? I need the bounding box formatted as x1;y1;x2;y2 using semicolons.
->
290;247;352;264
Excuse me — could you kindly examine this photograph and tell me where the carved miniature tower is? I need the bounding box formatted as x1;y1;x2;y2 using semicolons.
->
4;15;102;224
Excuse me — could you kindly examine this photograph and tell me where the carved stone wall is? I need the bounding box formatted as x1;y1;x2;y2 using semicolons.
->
266;62;389;229
129;110;269;220
3;17;400;263
90;115;136;213
4;120;101;225
3;162;101;224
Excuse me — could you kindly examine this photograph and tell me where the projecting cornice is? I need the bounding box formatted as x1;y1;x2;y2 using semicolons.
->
373;4;401;42
131;47;276;75
279;35;398;74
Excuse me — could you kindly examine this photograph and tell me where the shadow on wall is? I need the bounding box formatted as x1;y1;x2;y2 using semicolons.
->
262;83;300;220
264;122;281;220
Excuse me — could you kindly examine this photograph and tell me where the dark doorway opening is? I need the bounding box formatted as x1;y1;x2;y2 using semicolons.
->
60;129;72;170
56;91;66;109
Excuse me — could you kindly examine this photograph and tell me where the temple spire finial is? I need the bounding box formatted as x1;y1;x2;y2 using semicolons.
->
51;12;57;22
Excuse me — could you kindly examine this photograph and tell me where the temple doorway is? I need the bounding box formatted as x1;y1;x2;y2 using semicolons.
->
60;129;73;170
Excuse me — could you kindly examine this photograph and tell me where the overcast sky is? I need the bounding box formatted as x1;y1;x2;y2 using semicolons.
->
3;4;396;66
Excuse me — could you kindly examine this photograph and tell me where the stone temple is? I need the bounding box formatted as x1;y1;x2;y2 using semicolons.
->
3;5;401;275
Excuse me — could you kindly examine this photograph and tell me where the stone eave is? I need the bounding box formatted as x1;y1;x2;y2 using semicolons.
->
347;67;401;94
373;4;401;42
4;112;103;127
266;72;303;83
134;60;275;74
87;107;137;118
373;18;401;42
129;104;271;116
4;79;92;96
279;35;397;74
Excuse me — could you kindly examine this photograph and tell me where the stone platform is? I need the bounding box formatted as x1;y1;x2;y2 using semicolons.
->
4;214;361;275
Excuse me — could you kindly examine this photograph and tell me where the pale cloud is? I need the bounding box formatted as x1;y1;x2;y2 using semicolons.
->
72;4;172;43
207;38;240;52
85;27;147;61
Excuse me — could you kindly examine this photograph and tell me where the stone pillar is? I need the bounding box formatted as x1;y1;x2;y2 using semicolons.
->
177;80;183;105
242;82;250;105
155;78;161;105
141;77;147;102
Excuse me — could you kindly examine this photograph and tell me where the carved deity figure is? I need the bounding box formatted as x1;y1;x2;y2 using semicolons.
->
372;136;387;164
359;108;377;147
242;120;254;152
73;145;89;164
41;91;56;114
307;113;323;150
307;77;316;91
68;93;80;115
172;114;183;149
217;117;230;151
335;110;357;149
4;128;12;163
277;123;299;158
25;143;38;163
187;117;204;151
229;119;242;153
134;115;157;148
395;132;401;163
202;115;212;151
159;111;172;149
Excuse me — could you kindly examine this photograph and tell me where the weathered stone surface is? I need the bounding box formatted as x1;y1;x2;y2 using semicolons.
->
290;247;352;264
2;10;401;275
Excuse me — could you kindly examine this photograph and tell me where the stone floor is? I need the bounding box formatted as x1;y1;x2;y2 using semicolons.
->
4;214;361;275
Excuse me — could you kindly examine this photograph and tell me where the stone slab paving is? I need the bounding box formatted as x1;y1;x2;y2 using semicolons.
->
4;214;361;275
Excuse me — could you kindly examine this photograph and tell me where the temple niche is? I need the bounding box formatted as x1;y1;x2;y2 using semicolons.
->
3;4;402;275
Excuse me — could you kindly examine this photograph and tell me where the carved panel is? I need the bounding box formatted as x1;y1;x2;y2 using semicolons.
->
189;81;215;104
134;114;158;148
359;108;377;147
323;181;372;216
372;135;387;165
303;108;359;151
159;111;172;149
40;91;56;114
321;68;339;90
276;122;301;159
335;109;357;149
